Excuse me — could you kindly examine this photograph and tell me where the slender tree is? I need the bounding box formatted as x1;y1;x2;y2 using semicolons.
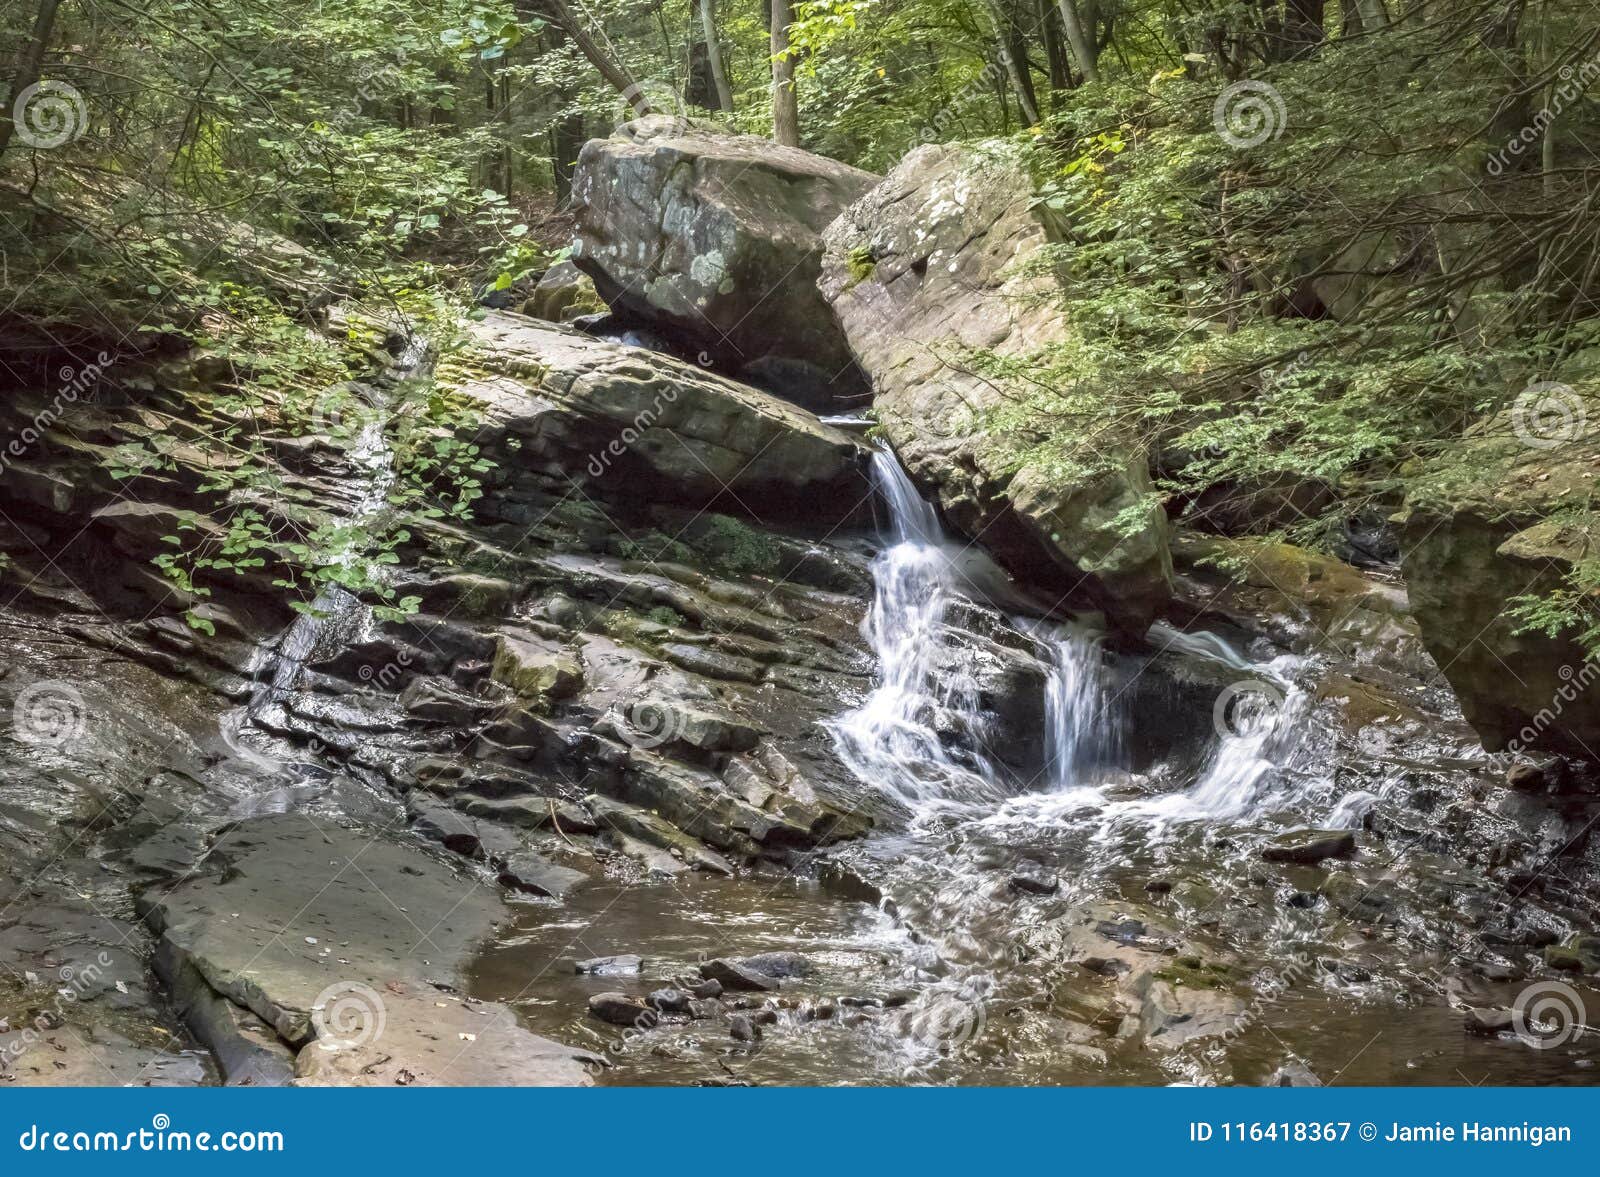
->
985;0;1040;124
526;0;652;115
1056;0;1099;83
771;0;799;145
0;0;64;158
699;0;734;112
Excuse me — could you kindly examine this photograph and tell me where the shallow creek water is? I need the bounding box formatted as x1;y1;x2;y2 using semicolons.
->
473;454;1600;1086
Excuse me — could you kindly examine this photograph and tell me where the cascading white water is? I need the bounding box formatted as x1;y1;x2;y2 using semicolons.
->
246;338;423;709
827;452;1006;806
1026;621;1120;789
833;448;1324;834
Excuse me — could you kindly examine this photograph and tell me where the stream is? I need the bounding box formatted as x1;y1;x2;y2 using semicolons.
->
1;323;1597;1088
472;452;1600;1086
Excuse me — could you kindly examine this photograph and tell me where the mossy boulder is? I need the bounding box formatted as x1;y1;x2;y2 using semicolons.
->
491;633;583;700
521;260;605;323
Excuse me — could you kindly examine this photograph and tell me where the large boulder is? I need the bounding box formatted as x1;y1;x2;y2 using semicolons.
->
569;116;880;409
818;143;1172;635
441;312;870;522
1401;383;1600;759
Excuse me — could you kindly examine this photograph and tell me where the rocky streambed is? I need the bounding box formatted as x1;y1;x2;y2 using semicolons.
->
2;118;1599;1089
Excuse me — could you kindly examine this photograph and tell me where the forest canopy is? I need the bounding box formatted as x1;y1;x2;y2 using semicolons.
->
3;0;1599;646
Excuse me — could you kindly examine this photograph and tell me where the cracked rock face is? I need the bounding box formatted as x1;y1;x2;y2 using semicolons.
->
569;116;880;410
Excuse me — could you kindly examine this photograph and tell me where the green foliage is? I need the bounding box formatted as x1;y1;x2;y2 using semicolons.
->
645;605;686;627
687;514;782;577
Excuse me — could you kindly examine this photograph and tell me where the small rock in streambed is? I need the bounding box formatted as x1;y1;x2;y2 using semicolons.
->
700;958;780;992
687;979;723;999
1320;960;1372;984
1474;962;1523;982
497;851;588;898
1464;1007;1515;1036
1507;762;1548;792
1080;956;1130;978
649;988;691;1015
687;999;724;1021
1260;829;1357;865
1008;861;1059;895
729;1014;761;1042
588;993;657;1028
732;951;812;979
574;954;644;976
1094;919;1147;944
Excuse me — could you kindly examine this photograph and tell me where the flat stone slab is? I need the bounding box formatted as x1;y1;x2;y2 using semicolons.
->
140;813;597;1086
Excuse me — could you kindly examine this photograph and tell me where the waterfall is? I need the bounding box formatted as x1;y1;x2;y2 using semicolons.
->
1032;623;1120;789
832;448;1326;838
827;452;1002;807
248;336;424;708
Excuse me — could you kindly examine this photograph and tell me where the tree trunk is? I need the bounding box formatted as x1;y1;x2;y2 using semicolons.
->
526;0;651;114
1056;0;1099;83
983;0;1040;123
699;0;735;112
1281;0;1326;57
1357;0;1389;32
770;0;799;145
0;0;64;158
1040;0;1071;93
551;111;585;201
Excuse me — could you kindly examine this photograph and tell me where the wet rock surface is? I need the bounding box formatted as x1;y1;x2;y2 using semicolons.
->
1402;401;1600;757
0;304;1596;1090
